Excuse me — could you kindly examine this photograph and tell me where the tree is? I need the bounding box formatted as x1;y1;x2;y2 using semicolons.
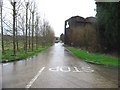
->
31;10;34;51
25;2;29;53
15;14;19;50
40;19;54;47
35;14;39;49
0;0;4;53
11;1;16;56
96;2;119;52
2;0;55;60
28;12;31;49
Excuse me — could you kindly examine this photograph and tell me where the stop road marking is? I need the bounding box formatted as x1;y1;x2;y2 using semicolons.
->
49;66;94;73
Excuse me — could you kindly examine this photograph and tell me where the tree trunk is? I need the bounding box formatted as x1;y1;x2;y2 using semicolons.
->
35;16;38;49
16;16;19;50
32;11;34;51
25;2;29;53
1;1;4;53
28;13;31;49
12;2;16;56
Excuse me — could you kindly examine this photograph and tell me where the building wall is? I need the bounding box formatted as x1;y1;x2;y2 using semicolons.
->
64;16;97;52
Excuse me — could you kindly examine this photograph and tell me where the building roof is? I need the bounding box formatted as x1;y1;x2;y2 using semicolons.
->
66;16;96;23
67;16;85;23
85;17;96;23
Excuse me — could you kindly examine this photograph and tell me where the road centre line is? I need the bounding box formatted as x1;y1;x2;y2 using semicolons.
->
25;67;45;88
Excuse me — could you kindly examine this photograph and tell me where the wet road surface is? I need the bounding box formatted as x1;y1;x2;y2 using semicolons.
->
2;43;118;88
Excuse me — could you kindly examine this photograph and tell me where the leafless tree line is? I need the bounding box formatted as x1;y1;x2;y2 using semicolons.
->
0;0;55;56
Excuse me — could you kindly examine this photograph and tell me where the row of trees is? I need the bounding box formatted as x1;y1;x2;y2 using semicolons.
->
96;2;119;52
1;0;54;56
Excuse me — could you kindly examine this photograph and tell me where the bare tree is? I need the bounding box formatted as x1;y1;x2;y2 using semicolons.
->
25;2;29;53
11;1;16;56
15;13;19;50
42;19;46;47
41;20;54;46
31;2;36;51
35;14;39;49
28;12;31;49
0;0;4;53
17;14;25;48
31;10;34;51
2;0;55;61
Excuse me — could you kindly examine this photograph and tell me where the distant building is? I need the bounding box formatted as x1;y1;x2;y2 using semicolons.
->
54;37;60;43
64;16;97;51
60;33;64;42
64;16;85;45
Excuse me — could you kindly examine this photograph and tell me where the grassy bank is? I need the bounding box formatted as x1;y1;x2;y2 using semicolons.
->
2;46;49;62
67;47;119;66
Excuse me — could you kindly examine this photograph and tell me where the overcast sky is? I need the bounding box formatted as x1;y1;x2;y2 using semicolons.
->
36;0;96;37
3;0;96;37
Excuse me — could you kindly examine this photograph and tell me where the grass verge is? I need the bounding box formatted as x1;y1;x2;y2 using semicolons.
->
67;47;119;66
2;46;50;62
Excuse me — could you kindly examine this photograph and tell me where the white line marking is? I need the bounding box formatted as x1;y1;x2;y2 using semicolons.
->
60;66;71;72
25;67;45;88
73;67;83;72
49;66;59;72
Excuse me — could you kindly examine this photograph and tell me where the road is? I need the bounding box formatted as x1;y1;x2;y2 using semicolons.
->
2;43;118;88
